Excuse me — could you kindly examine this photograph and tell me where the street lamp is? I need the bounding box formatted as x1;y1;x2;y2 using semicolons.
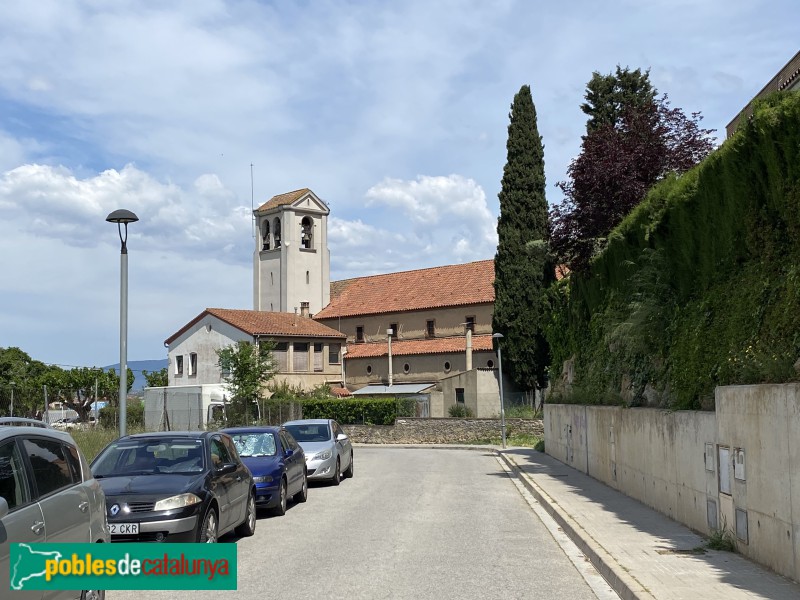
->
107;208;138;438
9;381;15;418
492;333;507;449
387;329;394;386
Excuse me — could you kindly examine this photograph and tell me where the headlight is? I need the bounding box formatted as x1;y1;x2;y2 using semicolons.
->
312;449;332;461
252;475;274;483
153;493;201;511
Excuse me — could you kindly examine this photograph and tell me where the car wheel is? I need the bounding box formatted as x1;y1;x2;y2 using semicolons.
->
272;478;287;516
81;589;105;600
331;458;341;486
343;452;354;478
294;470;308;503
198;508;218;543
235;490;257;537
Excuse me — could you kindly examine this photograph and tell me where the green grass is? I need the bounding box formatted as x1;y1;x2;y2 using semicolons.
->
464;433;543;448
705;527;737;552
70;427;148;461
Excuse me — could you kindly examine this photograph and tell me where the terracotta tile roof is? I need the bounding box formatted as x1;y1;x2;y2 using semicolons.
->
329;386;352;397
344;334;494;359
165;308;346;345
316;260;495;319
255;188;311;213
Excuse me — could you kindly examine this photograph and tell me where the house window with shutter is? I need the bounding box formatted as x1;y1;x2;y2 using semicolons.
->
175;355;184;376
293;342;309;372
314;343;323;372
329;343;341;365
274;342;288;372
189;353;197;376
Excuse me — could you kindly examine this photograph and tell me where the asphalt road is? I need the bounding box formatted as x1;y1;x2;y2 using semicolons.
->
108;447;611;600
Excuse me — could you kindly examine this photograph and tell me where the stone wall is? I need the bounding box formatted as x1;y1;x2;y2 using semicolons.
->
344;417;543;444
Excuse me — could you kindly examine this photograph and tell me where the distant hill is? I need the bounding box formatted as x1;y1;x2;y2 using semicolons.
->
104;359;168;393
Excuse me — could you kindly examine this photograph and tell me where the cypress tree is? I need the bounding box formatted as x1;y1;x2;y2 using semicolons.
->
492;85;554;391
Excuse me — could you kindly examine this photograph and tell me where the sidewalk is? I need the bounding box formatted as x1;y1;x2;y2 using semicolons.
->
499;448;800;600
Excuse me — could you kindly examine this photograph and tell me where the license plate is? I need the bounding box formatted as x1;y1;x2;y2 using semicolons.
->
109;523;139;535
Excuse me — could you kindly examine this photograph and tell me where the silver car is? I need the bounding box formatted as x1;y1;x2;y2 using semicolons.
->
283;419;353;485
0;421;109;599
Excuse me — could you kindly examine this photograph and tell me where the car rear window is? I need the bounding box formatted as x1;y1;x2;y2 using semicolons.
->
284;424;330;442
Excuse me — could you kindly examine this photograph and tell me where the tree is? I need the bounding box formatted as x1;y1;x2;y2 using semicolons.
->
492;85;555;391
142;368;168;387
551;74;715;271
216;340;277;425
581;66;655;133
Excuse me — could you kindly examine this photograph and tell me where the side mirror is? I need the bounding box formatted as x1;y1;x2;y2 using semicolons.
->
217;462;238;475
285;448;294;457
0;497;8;520
336;433;348;442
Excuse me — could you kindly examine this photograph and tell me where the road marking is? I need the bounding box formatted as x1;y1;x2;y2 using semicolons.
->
495;455;620;600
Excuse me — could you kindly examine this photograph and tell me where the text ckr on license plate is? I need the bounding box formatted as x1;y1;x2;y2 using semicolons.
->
109;523;139;535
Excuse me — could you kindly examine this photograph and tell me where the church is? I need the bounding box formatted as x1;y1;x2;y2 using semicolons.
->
164;188;507;417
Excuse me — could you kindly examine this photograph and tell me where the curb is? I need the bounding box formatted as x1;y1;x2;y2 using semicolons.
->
352;443;500;452
497;450;653;600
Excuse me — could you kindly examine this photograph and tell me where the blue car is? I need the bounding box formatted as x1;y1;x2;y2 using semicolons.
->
222;426;307;516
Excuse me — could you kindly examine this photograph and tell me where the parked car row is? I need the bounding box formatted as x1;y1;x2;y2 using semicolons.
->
0;416;355;589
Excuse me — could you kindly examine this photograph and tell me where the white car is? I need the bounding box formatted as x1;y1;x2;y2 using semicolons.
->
283;419;353;485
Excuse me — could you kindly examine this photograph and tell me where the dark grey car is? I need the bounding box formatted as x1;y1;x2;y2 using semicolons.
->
0;421;109;600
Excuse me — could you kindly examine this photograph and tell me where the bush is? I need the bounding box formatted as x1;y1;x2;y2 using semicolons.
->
301;396;417;425
448;404;474;418
98;399;144;429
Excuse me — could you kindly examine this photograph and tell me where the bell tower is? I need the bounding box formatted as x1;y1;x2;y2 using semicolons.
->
253;188;330;315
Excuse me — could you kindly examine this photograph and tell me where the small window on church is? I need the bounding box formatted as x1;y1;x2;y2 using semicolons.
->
465;316;475;333
273;217;282;248
306;271;310;284
300;217;313;249
261;221;270;250
356;327;364;343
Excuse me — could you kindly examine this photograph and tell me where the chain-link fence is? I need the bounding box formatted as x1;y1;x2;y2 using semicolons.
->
502;389;544;418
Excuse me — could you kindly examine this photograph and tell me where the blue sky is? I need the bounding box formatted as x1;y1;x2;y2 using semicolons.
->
0;0;795;368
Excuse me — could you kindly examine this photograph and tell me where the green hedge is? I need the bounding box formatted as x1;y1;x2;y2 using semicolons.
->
548;92;800;409
300;397;417;425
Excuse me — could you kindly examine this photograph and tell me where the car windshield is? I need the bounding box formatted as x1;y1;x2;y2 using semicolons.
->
229;433;277;457
284;424;330;442
91;438;205;477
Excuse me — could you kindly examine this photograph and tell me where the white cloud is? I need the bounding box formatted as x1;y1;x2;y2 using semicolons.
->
0;163;251;261
0;0;795;367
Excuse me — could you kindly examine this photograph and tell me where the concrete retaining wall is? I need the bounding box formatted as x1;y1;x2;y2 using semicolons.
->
344;417;543;444
545;383;800;583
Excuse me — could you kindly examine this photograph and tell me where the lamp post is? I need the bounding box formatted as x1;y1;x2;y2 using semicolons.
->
9;381;15;418
106;209;139;438
387;329;394;386
492;333;507;449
